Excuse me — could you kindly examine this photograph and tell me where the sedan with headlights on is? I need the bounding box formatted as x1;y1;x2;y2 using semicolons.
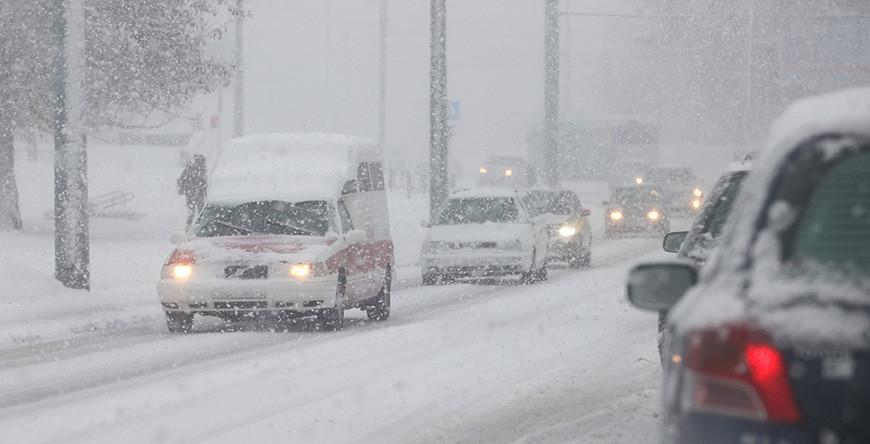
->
421;188;550;284
603;185;670;238
524;188;592;268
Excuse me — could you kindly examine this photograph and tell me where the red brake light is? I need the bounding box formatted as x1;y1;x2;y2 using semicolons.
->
684;324;801;423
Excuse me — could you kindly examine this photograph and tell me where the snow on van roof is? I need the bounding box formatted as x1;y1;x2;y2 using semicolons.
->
208;133;378;204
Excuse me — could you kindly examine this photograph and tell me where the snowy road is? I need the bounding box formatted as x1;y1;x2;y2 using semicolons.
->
0;237;664;444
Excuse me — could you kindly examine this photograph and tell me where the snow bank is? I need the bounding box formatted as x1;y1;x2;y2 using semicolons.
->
208;133;377;204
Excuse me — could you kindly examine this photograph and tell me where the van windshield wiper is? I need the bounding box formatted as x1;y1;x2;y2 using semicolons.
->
213;220;255;235
266;219;317;236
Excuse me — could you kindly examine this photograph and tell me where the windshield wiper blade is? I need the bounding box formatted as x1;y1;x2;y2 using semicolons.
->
213;220;254;234
265;219;317;236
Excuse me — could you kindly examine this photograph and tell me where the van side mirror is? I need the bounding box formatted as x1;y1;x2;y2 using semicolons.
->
579;208;591;217
626;261;698;312
170;231;190;244
341;179;358;195
345;229;367;244
663;231;688;253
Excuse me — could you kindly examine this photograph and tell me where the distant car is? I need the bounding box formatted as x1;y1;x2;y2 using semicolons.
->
157;133;394;333
627;88;870;444
477;156;536;189
646;166;704;216
524;188;592;268
421;188;549;284
603;185;670;238
608;160;650;189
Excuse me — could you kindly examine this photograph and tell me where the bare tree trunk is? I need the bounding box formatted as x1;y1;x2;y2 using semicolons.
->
0;116;22;231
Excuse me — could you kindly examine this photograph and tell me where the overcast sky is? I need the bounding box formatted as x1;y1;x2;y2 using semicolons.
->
241;0;632;173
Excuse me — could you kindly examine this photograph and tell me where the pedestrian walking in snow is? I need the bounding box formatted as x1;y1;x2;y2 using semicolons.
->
178;154;207;228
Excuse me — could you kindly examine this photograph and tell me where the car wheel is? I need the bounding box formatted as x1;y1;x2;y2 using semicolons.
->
367;267;392;321
165;311;194;334
521;249;538;284
422;271;441;286
536;260;549;281
319;272;346;331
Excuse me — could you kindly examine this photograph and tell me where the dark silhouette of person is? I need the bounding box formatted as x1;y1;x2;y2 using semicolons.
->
178;154;207;228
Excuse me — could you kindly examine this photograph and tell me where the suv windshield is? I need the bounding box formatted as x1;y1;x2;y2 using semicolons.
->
437;197;519;225
195;200;334;237
791;150;870;275
611;187;661;205
526;191;581;216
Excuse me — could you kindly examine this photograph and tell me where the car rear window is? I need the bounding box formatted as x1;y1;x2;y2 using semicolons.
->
792;152;870;274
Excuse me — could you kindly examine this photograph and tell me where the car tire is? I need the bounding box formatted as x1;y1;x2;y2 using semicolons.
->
165;311;194;334
367;267;392;321
536;260;549;281
319;272;346;331
521;249;538;284
422;272;441;286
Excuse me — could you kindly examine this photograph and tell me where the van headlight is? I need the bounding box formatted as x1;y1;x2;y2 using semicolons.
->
558;225;578;238
172;264;193;279
290;263;311;279
501;239;523;251
609;211;624;221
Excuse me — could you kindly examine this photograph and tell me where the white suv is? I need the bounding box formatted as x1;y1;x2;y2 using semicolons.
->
421;188;550;284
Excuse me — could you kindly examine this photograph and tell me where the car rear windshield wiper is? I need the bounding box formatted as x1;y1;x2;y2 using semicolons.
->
266;219;317;236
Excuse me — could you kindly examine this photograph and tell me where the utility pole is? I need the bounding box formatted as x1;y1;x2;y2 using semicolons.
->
233;0;244;138
429;0;448;220
742;0;755;146
543;0;561;188
53;0;90;290
378;0;388;146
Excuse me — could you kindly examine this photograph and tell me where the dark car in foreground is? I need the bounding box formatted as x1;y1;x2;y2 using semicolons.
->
524;188;593;268
627;88;870;443
604;185;670;238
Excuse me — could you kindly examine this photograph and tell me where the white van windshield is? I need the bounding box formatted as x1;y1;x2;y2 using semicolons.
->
195;200;334;237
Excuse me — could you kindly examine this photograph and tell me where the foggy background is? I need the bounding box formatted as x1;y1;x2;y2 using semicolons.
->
201;0;870;183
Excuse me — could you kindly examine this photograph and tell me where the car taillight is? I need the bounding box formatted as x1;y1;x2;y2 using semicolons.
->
166;249;196;265
682;324;801;423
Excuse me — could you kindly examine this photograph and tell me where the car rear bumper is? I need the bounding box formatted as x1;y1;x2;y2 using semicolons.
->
422;252;531;277
157;276;338;313
669;412;812;444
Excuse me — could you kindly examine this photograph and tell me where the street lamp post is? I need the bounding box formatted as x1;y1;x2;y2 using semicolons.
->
429;0;448;220
543;0;561;188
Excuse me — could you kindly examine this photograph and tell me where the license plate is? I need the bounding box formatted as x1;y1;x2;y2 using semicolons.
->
213;291;266;300
822;354;854;380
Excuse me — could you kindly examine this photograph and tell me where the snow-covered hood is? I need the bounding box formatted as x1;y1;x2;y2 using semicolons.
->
178;235;335;264
426;223;530;244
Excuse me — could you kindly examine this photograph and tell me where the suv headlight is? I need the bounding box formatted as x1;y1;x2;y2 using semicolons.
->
558;225;578;238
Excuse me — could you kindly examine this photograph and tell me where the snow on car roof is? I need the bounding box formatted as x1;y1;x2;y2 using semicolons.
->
208;133;378;204
450;187;522;199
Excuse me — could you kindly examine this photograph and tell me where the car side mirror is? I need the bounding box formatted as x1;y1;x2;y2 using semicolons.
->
345;229;367;243
662;231;688;253
626;261;698;312
170;231;189;244
579;208;591;217
602;201;609;206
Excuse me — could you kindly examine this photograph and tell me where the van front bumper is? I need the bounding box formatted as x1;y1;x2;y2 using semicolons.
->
157;276;337;313
422;252;532;278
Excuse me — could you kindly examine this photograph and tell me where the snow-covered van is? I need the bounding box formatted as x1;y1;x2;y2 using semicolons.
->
157;133;393;332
